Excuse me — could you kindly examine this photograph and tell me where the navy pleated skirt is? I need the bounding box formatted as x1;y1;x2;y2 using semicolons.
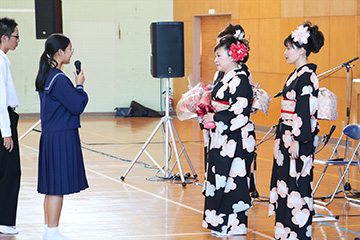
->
37;129;88;195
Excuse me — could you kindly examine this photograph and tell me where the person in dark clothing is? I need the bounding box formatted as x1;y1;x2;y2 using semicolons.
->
35;33;89;240
202;35;255;237
0;17;21;235
269;21;324;240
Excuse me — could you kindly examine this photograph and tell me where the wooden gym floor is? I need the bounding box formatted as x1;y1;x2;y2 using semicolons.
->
1;117;360;240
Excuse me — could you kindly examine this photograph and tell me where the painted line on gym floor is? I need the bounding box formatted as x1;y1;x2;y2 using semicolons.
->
79;145;360;238
85;167;274;239
20;141;357;239
86;167;203;213
81;147;360;239
21;144;40;152
318;221;360;236
81;125;360;184
120;232;211;238
257;156;360;183
84;141;360;184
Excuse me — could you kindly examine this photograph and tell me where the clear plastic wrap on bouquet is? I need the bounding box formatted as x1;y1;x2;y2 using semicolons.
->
251;83;272;115
176;83;203;121
176;83;214;123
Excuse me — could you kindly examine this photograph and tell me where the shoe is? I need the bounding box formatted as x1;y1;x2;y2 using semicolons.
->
47;231;75;240
0;225;19;234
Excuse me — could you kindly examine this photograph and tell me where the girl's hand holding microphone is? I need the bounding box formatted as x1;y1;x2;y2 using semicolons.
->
73;60;85;86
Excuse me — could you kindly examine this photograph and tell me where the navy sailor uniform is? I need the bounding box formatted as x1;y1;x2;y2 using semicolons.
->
37;68;89;195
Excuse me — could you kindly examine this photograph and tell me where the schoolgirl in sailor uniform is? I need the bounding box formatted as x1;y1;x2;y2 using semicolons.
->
37;67;88;195
35;33;88;240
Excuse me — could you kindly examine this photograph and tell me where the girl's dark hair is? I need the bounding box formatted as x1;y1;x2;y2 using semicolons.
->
284;21;324;57
0;17;18;42
217;23;245;40
35;33;70;92
214;35;250;64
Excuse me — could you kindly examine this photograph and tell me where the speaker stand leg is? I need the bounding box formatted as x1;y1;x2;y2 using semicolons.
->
121;78;194;187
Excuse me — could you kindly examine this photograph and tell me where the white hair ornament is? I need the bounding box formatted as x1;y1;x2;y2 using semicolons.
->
291;25;310;45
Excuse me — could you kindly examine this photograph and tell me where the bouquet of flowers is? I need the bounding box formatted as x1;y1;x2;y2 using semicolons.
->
176;83;216;129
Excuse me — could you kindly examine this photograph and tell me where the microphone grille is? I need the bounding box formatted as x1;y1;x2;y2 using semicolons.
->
74;60;81;67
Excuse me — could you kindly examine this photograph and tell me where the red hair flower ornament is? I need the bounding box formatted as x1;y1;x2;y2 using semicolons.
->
228;42;248;62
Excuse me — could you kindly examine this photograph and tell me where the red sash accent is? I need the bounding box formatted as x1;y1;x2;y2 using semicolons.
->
281;109;295;114
283;98;296;102
280;98;296;114
212;100;230;105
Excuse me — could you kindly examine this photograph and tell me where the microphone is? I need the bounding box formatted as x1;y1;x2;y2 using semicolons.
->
274;91;283;98
341;57;359;67
74;60;81;75
324;125;336;145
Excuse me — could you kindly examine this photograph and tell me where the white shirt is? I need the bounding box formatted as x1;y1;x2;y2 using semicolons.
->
0;49;19;137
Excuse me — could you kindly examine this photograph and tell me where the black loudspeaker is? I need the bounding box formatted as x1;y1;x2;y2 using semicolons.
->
150;22;184;78
35;0;63;39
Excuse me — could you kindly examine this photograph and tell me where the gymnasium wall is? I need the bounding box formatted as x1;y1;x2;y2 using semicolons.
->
173;0;360;137
0;0;173;114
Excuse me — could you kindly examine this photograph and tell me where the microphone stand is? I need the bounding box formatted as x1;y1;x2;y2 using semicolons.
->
314;57;359;193
343;58;358;191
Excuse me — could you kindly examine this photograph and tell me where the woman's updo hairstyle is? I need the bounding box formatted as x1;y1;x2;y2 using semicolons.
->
214;35;250;64
284;21;324;57
217;23;245;40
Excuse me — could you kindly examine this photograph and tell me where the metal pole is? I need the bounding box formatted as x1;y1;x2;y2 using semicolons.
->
165;78;170;177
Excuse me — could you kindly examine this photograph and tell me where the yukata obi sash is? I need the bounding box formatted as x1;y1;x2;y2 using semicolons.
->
211;100;230;112
211;88;272;115
317;87;338;121
280;98;296;120
280;88;338;121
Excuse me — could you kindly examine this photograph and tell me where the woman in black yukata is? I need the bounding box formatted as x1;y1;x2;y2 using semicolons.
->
35;34;89;240
201;34;255;237
202;24;249;170
268;21;324;240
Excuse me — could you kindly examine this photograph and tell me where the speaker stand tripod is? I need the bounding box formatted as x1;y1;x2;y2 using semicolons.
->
120;78;197;186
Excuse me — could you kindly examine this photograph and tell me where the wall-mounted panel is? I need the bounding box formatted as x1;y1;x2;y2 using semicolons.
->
281;0;304;18
304;0;330;17
260;0;281;19
258;19;282;73
328;16;357;78
237;19;260;72
236;0;260;19
329;0;357;16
